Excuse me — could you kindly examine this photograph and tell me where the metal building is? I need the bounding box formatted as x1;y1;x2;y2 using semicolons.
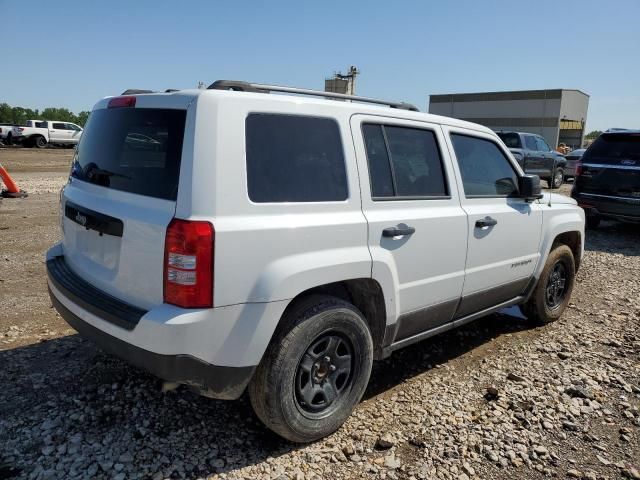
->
428;89;589;149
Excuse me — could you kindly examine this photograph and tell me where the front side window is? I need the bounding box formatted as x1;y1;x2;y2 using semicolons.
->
536;136;551;152
524;135;538;151
362;124;447;199
245;114;348;203
450;134;519;197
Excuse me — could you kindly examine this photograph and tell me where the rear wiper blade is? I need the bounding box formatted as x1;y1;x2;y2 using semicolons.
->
86;165;131;180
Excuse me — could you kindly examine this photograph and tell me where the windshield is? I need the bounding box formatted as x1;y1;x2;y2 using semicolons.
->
497;132;521;149
71;108;186;200
583;133;640;164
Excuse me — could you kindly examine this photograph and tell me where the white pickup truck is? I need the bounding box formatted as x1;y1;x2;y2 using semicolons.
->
12;120;83;148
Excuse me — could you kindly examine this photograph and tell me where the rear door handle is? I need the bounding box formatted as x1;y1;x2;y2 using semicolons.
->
382;226;415;237
475;217;498;228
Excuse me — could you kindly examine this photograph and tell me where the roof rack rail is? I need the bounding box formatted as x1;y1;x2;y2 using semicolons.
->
207;80;419;112
121;89;155;95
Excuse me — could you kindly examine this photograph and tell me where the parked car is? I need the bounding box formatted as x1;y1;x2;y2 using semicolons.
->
0;122;17;145
46;81;585;442
572;130;640;228
496;131;567;188
564;148;586;179
12;119;83;148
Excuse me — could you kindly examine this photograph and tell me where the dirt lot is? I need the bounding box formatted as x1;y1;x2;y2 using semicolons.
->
0;148;638;480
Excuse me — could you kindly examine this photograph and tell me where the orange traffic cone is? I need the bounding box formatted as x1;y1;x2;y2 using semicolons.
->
0;163;27;198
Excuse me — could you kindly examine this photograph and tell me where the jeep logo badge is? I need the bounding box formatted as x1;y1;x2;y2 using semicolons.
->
621;159;636;165
75;212;87;226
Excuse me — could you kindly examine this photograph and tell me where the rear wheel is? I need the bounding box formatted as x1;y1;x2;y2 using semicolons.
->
249;295;373;443
34;136;47;148
551;168;564;188
522;244;575;324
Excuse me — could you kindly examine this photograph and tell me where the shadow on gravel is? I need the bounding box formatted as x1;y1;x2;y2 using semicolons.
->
584;220;640;256
364;308;534;399
0;307;537;479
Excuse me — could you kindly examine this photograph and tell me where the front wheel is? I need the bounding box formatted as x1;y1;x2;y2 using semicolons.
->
522;244;575;324
551;168;564;189
249;295;373;443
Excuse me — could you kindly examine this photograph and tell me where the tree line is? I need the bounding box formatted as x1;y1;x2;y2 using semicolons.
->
0;103;90;127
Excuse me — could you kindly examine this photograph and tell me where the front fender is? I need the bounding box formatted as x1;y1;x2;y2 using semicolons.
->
535;206;585;279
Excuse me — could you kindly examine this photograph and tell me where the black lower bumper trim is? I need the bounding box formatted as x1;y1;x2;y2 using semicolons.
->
49;288;255;400
47;256;146;330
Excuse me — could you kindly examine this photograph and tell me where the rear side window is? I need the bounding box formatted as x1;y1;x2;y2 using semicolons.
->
52;122;66;130
246;114;348;202
497;132;522;149
584;133;640;164
71;108;186;200
451;134;519;197
362;124;447;199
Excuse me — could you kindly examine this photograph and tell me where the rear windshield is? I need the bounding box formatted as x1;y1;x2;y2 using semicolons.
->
71;108;186;200
497;132;522;149
583;133;640;164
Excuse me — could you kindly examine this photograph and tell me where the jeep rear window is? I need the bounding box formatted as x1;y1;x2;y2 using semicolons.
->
245;113;348;203
583;133;640;164
71;108;186;200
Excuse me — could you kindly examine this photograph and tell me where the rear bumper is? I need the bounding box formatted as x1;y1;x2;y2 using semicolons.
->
46;252;272;400
49;289;254;399
572;191;640;222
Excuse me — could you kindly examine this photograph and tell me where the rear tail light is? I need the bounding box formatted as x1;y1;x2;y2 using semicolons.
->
164;219;214;308
108;96;136;108
575;161;583;176
18;127;24;132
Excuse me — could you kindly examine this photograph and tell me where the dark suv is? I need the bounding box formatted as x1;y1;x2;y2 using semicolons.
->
571;130;640;228
497;131;567;188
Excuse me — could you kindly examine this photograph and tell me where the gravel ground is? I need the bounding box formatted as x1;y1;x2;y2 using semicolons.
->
0;149;638;480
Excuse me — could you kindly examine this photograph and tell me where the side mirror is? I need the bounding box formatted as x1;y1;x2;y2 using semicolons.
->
519;175;543;201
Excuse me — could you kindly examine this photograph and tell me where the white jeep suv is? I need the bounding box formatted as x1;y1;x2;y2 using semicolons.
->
47;81;585;442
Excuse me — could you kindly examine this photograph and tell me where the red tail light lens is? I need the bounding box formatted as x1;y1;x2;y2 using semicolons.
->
164;219;214;308
575;161;583;176
108;96;136;108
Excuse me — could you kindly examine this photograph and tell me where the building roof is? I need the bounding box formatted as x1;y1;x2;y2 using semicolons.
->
430;89;589;103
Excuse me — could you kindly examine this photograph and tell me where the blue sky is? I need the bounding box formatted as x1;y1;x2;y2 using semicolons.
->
1;0;638;132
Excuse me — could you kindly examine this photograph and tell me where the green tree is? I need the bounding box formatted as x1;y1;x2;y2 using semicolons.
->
586;130;603;140
0;103;90;126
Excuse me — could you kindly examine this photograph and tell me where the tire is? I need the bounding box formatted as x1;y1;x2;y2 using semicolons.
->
522;244;575;325
551;168;564;189
249;295;373;443
34;136;47;148
586;215;601;229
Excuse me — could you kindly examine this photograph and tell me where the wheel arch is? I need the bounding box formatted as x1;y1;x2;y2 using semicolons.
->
275;279;388;360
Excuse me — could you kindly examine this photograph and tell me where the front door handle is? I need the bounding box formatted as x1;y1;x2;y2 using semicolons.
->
475;217;498;228
382;225;415;237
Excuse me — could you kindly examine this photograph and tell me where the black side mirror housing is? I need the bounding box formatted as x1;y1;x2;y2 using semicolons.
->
519;175;543;202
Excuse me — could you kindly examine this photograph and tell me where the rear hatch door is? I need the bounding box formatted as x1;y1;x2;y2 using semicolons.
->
578;133;640;199
61;94;194;310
